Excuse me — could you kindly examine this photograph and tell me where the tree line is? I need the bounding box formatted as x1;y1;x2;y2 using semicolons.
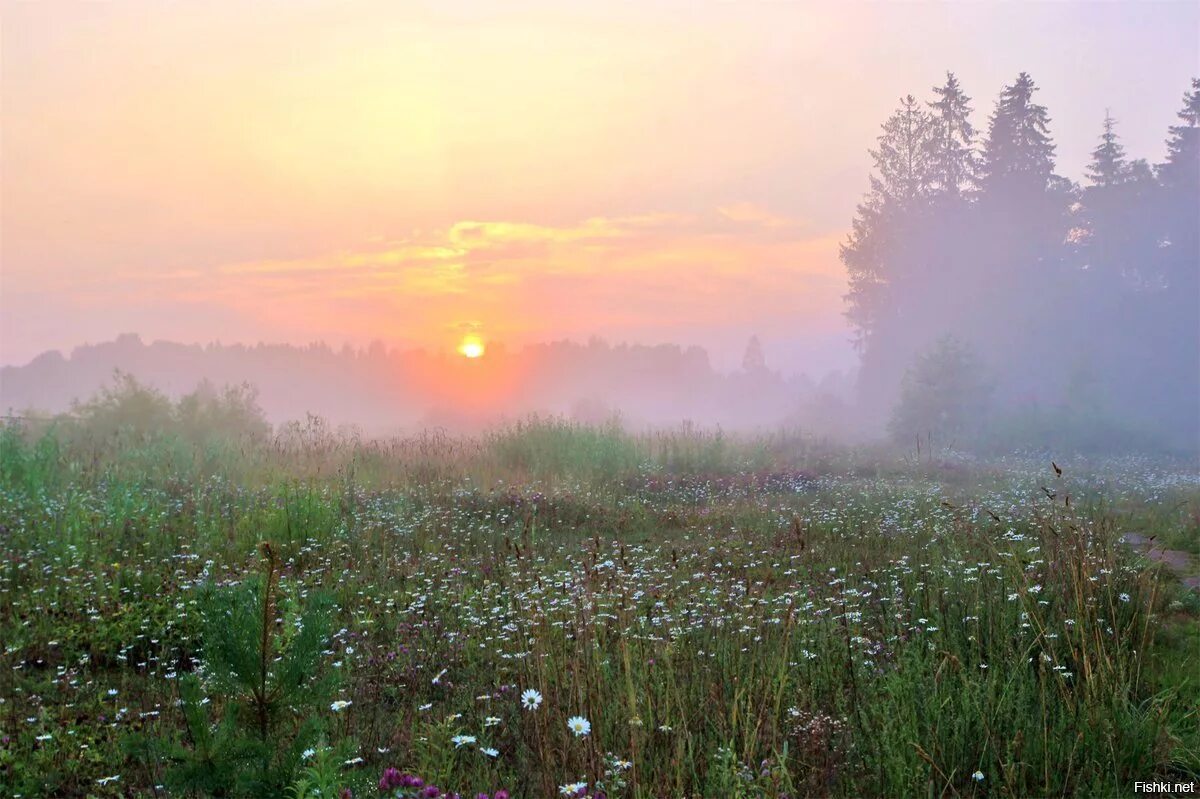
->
843;73;1199;452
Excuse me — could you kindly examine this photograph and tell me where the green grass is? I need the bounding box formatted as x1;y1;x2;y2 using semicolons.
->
1;419;1197;798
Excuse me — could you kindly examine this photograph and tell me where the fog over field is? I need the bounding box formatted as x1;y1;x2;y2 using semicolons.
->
2;3;1199;798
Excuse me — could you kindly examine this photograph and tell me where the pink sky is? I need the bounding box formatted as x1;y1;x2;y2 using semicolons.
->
3;1;1196;373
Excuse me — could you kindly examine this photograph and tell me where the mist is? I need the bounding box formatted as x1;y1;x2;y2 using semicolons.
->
4;69;1197;455
0;333;857;436
6;5;1200;797
2;2;1198;454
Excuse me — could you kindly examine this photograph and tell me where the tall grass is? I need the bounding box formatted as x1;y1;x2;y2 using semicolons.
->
0;418;1196;797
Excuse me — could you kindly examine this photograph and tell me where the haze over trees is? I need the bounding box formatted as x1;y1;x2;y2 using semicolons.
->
0;333;856;435
2;73;1196;456
844;73;1200;452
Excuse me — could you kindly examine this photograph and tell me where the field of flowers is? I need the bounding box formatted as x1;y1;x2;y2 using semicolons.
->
2;420;1198;798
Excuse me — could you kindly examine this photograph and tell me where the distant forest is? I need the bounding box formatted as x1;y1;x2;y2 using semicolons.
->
0;333;855;434
844;73;1199;451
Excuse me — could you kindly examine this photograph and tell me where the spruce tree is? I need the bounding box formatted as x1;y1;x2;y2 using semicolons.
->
927;72;978;197
980;72;1057;192
1155;79;1200;294
1158;78;1200;190
843;95;936;346
1086;111;1127;187
870;94;936;206
1141;79;1200;448
127;544;339;798
741;335;766;373
1153;78;1200;332
842;96;939;417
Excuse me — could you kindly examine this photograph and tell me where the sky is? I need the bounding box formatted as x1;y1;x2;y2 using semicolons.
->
3;0;1197;374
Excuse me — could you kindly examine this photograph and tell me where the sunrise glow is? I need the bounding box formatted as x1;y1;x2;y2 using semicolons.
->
457;335;486;359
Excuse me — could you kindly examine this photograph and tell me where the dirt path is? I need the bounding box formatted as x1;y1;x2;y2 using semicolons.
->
1121;532;1200;590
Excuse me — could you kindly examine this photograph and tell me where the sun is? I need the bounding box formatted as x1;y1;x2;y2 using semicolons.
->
457;334;485;359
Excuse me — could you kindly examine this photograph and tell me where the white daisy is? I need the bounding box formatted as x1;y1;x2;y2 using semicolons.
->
521;688;543;711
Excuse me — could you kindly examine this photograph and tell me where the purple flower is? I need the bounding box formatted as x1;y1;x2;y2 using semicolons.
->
379;768;404;791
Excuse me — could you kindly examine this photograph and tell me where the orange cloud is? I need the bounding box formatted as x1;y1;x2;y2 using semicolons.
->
33;209;846;364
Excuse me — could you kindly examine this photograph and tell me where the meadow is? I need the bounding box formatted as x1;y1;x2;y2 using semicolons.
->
2;415;1198;798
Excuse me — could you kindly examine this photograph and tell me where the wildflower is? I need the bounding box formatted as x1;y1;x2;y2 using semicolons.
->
520;688;543;711
480;746;499;757
972;770;984;782
301;747;316;760
1119;592;1131;603
451;734;477;748
484;716;502;727
379;768;404;791
96;775;120;785
433;668;448;685
560;782;587;796
330;700;352;713
567;716;591;737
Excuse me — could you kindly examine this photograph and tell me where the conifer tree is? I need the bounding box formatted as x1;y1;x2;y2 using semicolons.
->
1086;111;1127;187
1158;78;1200;190
127;544;339;798
980;72;1057;192
842;95;937;352
927;72;978;197
741;335;766;373
870;94;936;206
1152;78;1200;351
